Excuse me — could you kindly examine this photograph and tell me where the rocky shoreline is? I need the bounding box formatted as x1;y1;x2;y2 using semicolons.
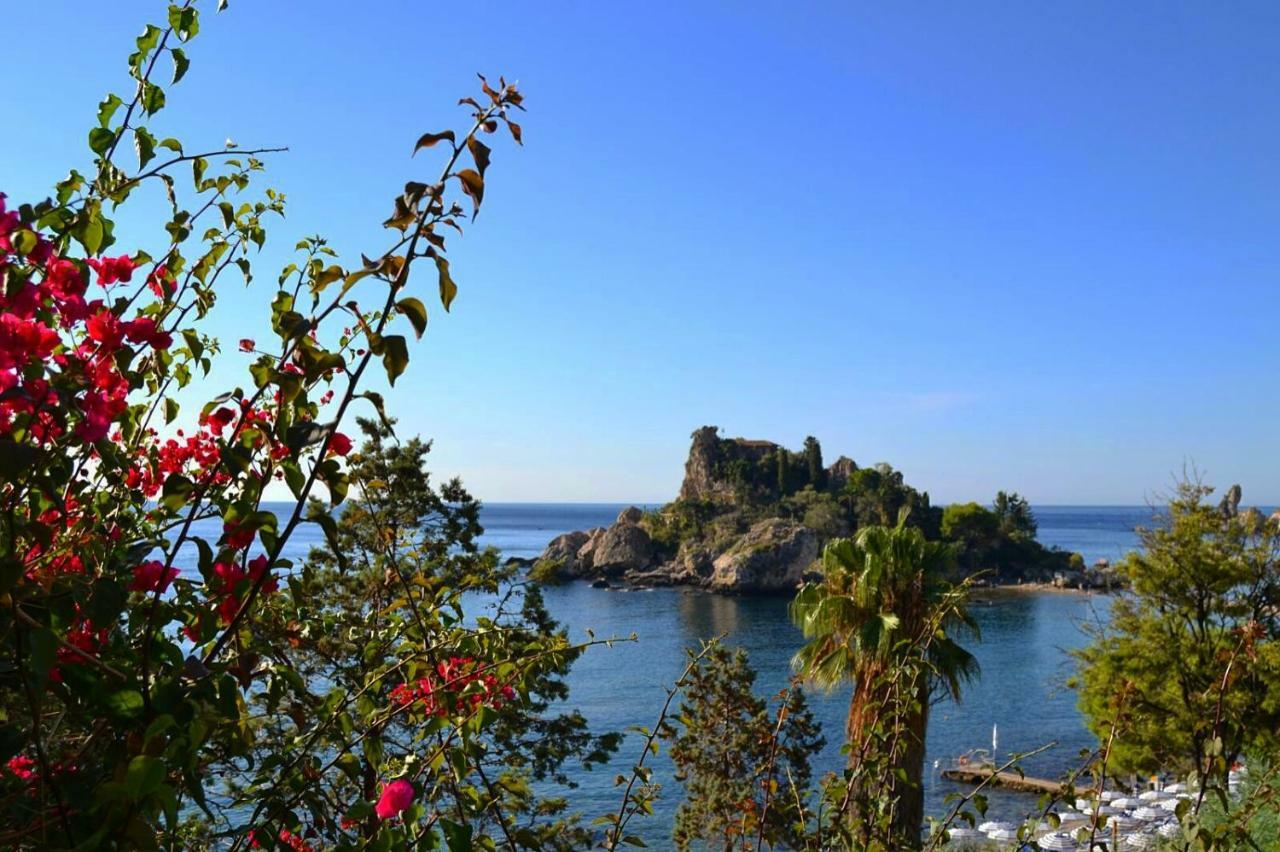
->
532;505;823;594
527;426;1104;595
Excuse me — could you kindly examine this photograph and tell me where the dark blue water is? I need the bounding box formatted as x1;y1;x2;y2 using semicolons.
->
487;505;1150;841
183;504;1154;841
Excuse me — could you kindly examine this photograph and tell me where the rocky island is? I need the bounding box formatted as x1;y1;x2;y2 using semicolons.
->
532;426;1089;594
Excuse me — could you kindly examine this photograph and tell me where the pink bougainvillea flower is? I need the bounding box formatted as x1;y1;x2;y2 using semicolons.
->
87;254;135;286
223;519;255;550
5;754;36;781
327;432;353;456
147;264;175;298
130;560;178;594
247;554;278;595
374;778;415;819
217;594;241;625
85;309;124;348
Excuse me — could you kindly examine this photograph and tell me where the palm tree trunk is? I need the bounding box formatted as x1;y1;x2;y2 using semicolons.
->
897;679;930;844
843;665;930;847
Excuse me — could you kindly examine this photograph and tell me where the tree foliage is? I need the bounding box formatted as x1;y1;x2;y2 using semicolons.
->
0;3;534;847
1074;479;1280;783
661;644;824;851
241;419;620;848
790;524;978;847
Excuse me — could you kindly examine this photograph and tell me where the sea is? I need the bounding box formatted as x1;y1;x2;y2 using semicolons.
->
190;503;1158;842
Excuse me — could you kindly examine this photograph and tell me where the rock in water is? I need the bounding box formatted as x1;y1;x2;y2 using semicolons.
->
593;522;655;576
541;530;590;577
710;518;819;593
576;527;607;572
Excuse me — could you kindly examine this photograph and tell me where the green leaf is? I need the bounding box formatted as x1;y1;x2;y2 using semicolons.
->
107;690;145;720
167;5;200;41
379;334;409;386
89;127;116;157
441;818;473;851
161;473;195;511
435;256;458;311
170;47;189;83
81;211;105;255
141;82;166;116
336;752;362;781
126;755;166;799
397;297;428;338
97;94;123;128
136;23;162;56
135;127;157;169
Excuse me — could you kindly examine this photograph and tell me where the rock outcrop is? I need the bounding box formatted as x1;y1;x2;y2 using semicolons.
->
708;519;819;593
576;527;607;572
678;426;781;502
826;456;857;490
540;530;590;577
592;509;654;576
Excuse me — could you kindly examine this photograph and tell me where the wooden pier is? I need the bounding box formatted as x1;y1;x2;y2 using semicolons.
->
940;764;1067;796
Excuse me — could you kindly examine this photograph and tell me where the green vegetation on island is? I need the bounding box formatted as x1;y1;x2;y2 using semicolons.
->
537;426;1089;591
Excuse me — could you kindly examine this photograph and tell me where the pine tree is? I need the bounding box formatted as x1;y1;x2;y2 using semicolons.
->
804;435;825;489
777;449;791;496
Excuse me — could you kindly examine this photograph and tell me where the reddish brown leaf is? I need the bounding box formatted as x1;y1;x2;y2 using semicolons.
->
412;130;456;155
466;136;491;177
506;120;523;145
454;169;485;216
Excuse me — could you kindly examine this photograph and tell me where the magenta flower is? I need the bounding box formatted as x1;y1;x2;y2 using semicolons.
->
374;778;415;819
129;560;178;594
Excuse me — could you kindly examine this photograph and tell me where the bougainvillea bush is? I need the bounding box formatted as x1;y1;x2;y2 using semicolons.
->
0;1;539;847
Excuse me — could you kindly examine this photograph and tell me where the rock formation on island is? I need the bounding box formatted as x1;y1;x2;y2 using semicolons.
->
531;426;1083;594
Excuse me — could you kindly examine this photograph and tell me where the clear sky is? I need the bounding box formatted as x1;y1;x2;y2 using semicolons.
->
4;2;1278;505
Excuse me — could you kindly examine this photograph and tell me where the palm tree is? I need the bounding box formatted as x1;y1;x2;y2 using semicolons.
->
790;518;978;847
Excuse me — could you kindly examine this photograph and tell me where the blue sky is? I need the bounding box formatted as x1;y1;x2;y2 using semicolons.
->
4;2;1278;504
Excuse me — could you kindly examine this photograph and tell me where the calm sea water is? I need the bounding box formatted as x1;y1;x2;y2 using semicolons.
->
188;504;1156;841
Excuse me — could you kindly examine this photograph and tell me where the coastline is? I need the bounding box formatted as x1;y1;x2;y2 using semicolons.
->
978;581;1106;597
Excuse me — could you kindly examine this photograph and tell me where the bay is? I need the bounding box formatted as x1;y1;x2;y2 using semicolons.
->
189;503;1155;841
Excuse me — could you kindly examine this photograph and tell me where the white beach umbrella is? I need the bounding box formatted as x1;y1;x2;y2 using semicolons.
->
1037;832;1080;851
1157;820;1182;838
942;826;983;842
978;820;1016;835
1132;806;1166;821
